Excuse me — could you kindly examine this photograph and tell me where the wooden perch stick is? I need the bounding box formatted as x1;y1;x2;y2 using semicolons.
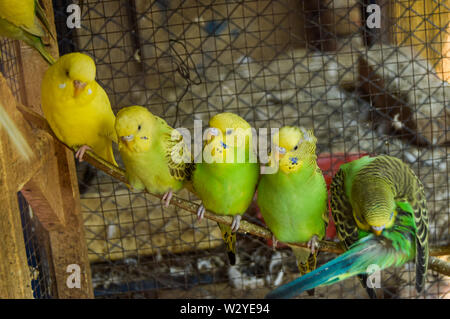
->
81;150;345;254
18;105;450;275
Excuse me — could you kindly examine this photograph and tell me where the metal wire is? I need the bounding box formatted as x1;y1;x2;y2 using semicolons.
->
0;38;54;299
18;193;53;299
0;38;23;102
64;0;449;299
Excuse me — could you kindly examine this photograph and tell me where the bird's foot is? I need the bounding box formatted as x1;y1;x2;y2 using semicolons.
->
161;190;173;208
197;204;205;222
272;235;278;251
307;235;319;254
231;215;242;233
75;145;92;162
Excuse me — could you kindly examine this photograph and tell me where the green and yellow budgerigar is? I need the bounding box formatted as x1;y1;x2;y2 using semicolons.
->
257;127;328;276
266;155;429;299
0;0;55;64
42;52;117;165
192;112;259;265
115;105;194;206
332;155;429;297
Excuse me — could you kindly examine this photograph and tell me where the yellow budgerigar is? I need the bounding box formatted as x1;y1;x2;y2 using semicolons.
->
115;105;194;206
0;0;55;64
41;52;117;165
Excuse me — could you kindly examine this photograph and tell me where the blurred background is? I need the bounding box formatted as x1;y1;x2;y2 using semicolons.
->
0;0;448;298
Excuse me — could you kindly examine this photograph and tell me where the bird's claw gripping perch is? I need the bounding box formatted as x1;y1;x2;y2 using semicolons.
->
161;190;173;207
307;235;319;254
272;235;278;251
197;204;205;222
75;145;92;162
231;215;242;233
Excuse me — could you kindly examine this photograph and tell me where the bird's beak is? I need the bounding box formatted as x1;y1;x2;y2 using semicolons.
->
371;225;385;236
274;152;282;161
274;146;286;161
73;80;87;97
121;135;134;143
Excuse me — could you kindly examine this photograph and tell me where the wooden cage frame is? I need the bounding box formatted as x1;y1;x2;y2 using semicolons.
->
0;0;448;299
0;0;92;298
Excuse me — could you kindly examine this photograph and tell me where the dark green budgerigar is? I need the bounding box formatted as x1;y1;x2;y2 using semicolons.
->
266;155;429;299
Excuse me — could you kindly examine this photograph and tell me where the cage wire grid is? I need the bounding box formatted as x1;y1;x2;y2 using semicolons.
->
0;38;54;299
0;38;23;103
0;0;448;298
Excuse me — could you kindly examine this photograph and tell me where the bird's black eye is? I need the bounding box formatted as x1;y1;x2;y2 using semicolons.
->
65;70;70;77
293;145;298;150
138;125;141;130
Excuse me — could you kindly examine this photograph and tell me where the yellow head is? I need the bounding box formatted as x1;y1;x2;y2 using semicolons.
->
208;112;252;147
55;53;97;99
115;106;155;153
351;179;397;236
204;112;254;163
272;126;317;174
209;112;251;132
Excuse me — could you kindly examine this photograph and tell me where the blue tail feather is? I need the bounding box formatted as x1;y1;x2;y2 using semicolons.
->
266;233;413;299
266;241;376;299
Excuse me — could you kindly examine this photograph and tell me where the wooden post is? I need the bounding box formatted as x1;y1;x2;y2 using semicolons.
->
0;68;93;297
0;89;34;297
16;0;94;298
0;172;33;298
0;0;93;298
0;71;57;298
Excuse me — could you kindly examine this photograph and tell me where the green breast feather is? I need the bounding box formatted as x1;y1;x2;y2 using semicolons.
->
257;164;327;243
192;161;259;216
123;139;184;194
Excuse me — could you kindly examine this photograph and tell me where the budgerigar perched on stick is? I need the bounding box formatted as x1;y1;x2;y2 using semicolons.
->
0;0;55;64
115;105;194;207
41;53;117;165
192;113;259;265
266;155;429;299
257;127;328;286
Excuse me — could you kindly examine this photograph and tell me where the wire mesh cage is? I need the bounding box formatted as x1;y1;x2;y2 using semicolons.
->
0;0;449;299
18;192;53;299
1;38;23;103
0;37;54;299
